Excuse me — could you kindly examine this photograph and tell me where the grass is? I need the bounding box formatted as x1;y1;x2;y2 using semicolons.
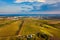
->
0;20;22;37
0;18;60;40
19;18;60;40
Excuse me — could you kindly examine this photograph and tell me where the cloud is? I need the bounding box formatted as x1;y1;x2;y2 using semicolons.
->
15;0;46;3
45;0;60;4
25;11;60;14
0;0;60;14
15;0;60;4
37;0;45;2
0;6;20;13
0;4;33;13
0;0;60;4
31;2;60;11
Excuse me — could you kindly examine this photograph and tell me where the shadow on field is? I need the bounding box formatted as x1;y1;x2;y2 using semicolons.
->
0;32;54;40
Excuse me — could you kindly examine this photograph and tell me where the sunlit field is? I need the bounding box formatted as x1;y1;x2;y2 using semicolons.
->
0;17;60;40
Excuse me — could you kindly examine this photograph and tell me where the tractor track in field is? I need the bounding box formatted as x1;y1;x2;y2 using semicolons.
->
16;19;24;35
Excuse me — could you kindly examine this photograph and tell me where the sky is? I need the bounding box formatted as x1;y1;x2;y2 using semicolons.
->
0;0;60;14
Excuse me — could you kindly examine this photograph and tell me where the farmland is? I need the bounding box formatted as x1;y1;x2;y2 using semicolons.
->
0;17;60;40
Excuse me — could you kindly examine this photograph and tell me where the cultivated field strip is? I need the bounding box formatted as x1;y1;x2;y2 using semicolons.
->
0;18;60;40
0;20;22;37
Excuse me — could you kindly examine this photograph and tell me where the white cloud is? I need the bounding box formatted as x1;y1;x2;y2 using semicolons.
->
14;0;60;4
14;0;46;3
25;11;60;14
0;5;33;13
37;0;45;2
46;0;60;4
0;5;21;13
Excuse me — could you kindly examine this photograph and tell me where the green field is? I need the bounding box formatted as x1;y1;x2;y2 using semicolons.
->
0;17;60;40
